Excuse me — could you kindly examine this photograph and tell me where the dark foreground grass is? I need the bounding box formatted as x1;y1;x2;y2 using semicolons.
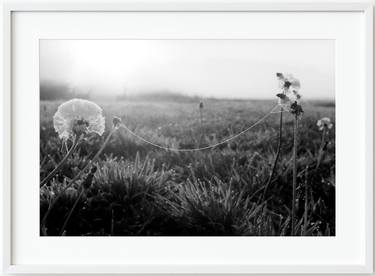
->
40;99;335;236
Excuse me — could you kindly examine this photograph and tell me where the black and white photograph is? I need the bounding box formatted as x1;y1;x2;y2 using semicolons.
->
39;39;335;236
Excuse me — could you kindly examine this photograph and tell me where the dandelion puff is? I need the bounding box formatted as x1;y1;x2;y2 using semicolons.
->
317;117;333;131
53;98;105;140
276;93;291;110
276;73;303;115
277;73;300;90
316;117;333;169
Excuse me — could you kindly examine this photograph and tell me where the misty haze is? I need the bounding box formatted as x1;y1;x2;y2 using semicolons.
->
40;39;334;101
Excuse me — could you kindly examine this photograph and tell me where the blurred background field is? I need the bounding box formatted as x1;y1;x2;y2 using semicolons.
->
40;96;335;236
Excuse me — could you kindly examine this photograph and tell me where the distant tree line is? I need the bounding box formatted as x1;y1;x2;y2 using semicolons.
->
41;81;221;103
40;81;90;100
116;91;201;102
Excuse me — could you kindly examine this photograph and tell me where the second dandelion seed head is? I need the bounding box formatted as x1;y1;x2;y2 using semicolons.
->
276;73;303;116
317;117;333;131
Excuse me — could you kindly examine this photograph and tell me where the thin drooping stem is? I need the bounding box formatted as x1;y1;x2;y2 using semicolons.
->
58;188;84;236
260;108;283;202
316;129;327;169
40;135;82;187
41;128;117;229
291;114;298;236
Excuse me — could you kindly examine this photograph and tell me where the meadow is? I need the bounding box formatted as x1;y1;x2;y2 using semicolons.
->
40;98;335;236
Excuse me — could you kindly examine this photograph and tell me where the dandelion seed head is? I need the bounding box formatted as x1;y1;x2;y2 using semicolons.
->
277;73;301;91
317;117;333;131
276;73;303;115
53;98;105;140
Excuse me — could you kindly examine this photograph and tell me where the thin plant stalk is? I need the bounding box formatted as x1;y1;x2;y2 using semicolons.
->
58;188;84;236
303;166;309;235
40;135;82;187
41;127;117;229
199;106;203;128
58;166;97;235
111;209;115;235
199;102;204;145
260;108;283;203
316;129;327;169
291;113;298;236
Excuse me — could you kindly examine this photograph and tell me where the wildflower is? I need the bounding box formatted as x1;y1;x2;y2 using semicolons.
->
53;98;105;140
276;73;303;116
317;117;333;131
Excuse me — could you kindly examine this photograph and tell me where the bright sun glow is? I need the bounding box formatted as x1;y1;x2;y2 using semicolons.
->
40;40;335;99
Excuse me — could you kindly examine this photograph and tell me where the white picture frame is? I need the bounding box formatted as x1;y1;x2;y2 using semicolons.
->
2;0;373;274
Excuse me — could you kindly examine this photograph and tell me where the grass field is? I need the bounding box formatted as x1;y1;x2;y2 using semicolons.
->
40;98;335;236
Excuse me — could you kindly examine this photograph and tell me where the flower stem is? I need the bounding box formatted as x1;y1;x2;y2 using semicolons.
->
291;114;298;236
260;108;283;203
58;188;84;236
40;135;82;187
199;106;204;145
316;129;327;169
303;166;309;235
111;208;115;235
41;128;117;230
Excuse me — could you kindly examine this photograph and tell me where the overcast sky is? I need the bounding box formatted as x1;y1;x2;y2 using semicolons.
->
40;39;335;100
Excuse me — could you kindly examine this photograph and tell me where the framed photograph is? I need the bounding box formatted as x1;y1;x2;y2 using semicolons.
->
2;0;373;274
